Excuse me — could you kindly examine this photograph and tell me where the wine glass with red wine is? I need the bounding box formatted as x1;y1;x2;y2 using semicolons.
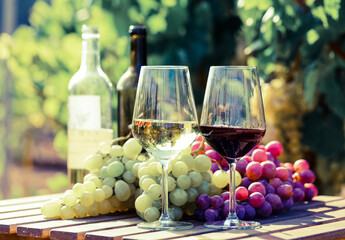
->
200;66;266;229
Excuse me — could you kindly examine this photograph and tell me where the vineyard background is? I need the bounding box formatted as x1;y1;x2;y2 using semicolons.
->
0;0;344;199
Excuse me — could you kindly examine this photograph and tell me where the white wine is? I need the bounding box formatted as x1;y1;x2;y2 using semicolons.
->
68;129;113;185
132;119;198;163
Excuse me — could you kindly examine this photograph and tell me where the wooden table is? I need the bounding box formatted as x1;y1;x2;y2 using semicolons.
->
0;194;344;240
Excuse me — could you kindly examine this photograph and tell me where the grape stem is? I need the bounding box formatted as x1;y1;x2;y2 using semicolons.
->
191;138;204;156
111;131;132;145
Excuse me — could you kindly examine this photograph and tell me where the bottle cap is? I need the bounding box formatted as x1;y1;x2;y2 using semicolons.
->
82;25;100;38
129;25;146;36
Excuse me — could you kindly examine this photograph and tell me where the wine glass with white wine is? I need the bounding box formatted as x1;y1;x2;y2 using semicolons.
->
132;66;199;230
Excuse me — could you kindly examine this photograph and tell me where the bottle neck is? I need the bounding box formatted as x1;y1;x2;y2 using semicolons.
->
80;37;101;71
130;35;147;73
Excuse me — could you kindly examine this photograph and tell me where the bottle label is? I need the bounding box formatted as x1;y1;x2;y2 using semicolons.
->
68;129;113;169
68;95;101;130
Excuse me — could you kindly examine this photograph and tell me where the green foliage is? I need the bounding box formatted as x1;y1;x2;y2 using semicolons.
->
0;0;240;169
238;0;345;158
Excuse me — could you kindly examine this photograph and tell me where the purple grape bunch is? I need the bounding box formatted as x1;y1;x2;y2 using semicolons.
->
194;140;318;221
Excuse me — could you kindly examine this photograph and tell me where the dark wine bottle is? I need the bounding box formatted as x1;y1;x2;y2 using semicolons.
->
117;25;147;139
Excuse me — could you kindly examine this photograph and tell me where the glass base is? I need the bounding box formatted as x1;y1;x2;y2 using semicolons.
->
204;219;260;230
138;220;193;230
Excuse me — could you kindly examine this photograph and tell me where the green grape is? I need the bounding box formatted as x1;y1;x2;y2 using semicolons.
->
169;188;188;206
80;191;94;207
110;145;124;157
135;194;153;213
188;171;203;188
99;199;112;214
72;183;85;198
193;155;211;172
114;180;131;201
178;154;194;170
101;185;113;199
98;141;111;155
137;209;145;220
187;187;198;202
137;153;148;162
41;200;61;218
125;160;135;171
104;156;119;166
84;173;98;182
139;175;156;188
107;161;125;177
87;202;100;217
141;178;156;192
148;162;161;177
123;138;142;159
72;204;87;218
88;176;102;188
63;190;78;207
109;195;122;209
100;166;110;179
209;183;222;196
212;170;228;188
138;166;150;179
94;188;106;202
135;188;144;199
184;202;196;216
102;177;116;188
84;154;103;171
168;208;175;220
144;207;160;222
121;156;131;164
129;183;136;196
61;206;74;220
123;171;136;184
176;175;191;190
147;184;162;200
152;199;162;209
156;162;172;174
147;156;158;163
172;161;188;178
83;181;96;193
201;172;212;183
196;181;210;195
132;162;141;177
171;205;183;220
167;176;176;192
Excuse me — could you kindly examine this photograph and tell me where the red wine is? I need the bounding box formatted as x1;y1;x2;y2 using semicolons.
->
200;125;265;162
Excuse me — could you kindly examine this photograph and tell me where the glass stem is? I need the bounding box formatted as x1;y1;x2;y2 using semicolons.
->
159;163;170;222
227;162;238;221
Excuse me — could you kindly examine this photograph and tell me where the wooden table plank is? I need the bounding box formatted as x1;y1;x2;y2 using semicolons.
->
0;194;62;208
0;202;44;214
0;209;41;221
0;215;49;234
17;213;137;239
50;218;141;240
84;225;153;240
123;197;345;240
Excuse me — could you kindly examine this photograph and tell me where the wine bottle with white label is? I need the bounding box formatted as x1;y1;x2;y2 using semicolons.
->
67;25;113;186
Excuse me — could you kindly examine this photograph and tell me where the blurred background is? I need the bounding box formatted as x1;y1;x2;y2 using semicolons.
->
0;0;344;199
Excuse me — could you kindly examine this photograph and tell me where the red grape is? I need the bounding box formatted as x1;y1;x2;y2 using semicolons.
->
221;200;229;218
203;142;213;152
277;184;293;200
241;177;253;189
256;201;272;218
236;204;245;220
195;194;211;210
246;162;263;181
205;150;222;163
276;167;290;182
261;161;277;179
283;162;294;172
210;161;220;173
248;182;266;196
195;135;203;142
293;188;305;202
220;191;229;201
220;158;229;168
269;178;283;190
305;183;318;197
293;181;305;191
283;197;294;210
265;193;282;211
252;149;267;163
210;195;224;209
242;202;256;219
191;141;204;156
265;141;283;157
267;185;276;194
235;187;248;201
249;192;265;208
304;188;314;201
236;157;251;176
293;159;309;173
195;208;205;221
205;208;219;221
299;169;315;184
